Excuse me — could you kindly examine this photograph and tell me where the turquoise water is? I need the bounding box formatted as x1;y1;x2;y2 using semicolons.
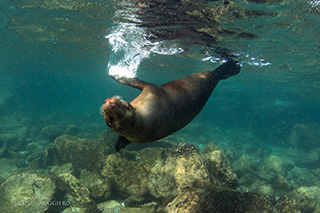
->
1;0;320;211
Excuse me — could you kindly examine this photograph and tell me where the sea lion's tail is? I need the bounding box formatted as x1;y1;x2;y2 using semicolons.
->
214;60;241;80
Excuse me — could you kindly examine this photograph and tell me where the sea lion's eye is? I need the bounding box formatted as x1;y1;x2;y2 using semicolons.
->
126;105;133;111
107;120;113;127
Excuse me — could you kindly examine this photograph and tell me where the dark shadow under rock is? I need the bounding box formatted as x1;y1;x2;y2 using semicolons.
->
166;186;278;213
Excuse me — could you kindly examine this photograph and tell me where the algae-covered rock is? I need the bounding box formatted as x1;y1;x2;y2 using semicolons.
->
135;147;171;166
101;154;151;198
55;135;112;171
97;200;124;213
0;173;56;213
287;186;320;212
41;124;64;141
232;154;258;176
274;174;294;194
148;152;208;201
257;155;294;181
80;169;112;199
57;173;99;212
289;123;320;149
256;183;275;198
170;142;199;158
204;149;238;187
64;124;81;136
42;146;62;168
148;144;237;201
0;158;19;180
166;186;278;213
119;207;155;213
49;162;74;176
275;196;301;213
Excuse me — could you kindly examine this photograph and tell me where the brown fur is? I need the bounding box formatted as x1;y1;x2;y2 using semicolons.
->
103;60;240;144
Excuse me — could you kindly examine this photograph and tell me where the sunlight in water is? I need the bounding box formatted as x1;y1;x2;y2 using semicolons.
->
106;2;184;79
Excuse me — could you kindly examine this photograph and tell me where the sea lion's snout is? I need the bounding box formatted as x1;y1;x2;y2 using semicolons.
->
108;101;115;109
102;96;136;132
103;96;122;112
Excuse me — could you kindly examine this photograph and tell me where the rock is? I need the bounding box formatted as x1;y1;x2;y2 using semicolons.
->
119;207;155;213
97;200;124;213
134;147;171;166
124;195;155;208
202;142;221;153
170;142;199;158
307;149;320;163
64;124;80;136
287;186;320;212
166;186;278;212
148;152;208;201
55;135;112;172
257;155;294;181
0;145;11;158
42;146;62;168
41;124;64;141
232;154;257;176
288;123;320;149
0;173;56;213
57;173;99;212
274;175;294;195
238;173;259;186
275;196;301;213
80;169;112;199
287;167;318;187
101;154;151;198
204;150;237;187
148;146;237;202
257;184;275;198
249;180;275;198
0;158;19;180
49;163;74;176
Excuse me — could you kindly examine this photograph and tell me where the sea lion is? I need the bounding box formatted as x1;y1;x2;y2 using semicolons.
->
102;60;240;151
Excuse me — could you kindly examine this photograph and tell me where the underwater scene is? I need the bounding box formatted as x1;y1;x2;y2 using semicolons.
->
0;0;320;212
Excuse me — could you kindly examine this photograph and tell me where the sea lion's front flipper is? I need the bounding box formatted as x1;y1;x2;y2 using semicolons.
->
214;60;241;80
115;136;132;152
109;76;151;91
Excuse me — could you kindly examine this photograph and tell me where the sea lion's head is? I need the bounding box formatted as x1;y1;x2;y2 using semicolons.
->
101;96;136;134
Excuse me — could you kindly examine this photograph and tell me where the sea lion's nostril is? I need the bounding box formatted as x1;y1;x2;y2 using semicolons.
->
109;102;115;108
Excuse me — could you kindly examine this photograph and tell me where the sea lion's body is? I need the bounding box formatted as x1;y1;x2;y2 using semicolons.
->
102;60;240;151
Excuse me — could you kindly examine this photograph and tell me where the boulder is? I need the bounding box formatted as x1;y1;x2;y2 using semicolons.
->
80;169;112;199
41;124;64;141
0;158;19;180
287;186;320;212
257;155;294;182
148;144;237;201
101;154;151;198
0;173;56;213
166;186;278;213
97;200;124;213
57;173;99;212
55;135;112;172
288;123;320;149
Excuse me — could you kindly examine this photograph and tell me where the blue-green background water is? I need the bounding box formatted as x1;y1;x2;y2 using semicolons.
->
1;0;320;204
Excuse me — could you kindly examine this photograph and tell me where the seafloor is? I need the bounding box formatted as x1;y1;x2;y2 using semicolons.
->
1;0;320;212
0;107;320;212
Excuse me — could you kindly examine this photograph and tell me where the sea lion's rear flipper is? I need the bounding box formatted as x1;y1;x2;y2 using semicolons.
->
109;76;152;91
214;60;241;80
115;136;132;152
